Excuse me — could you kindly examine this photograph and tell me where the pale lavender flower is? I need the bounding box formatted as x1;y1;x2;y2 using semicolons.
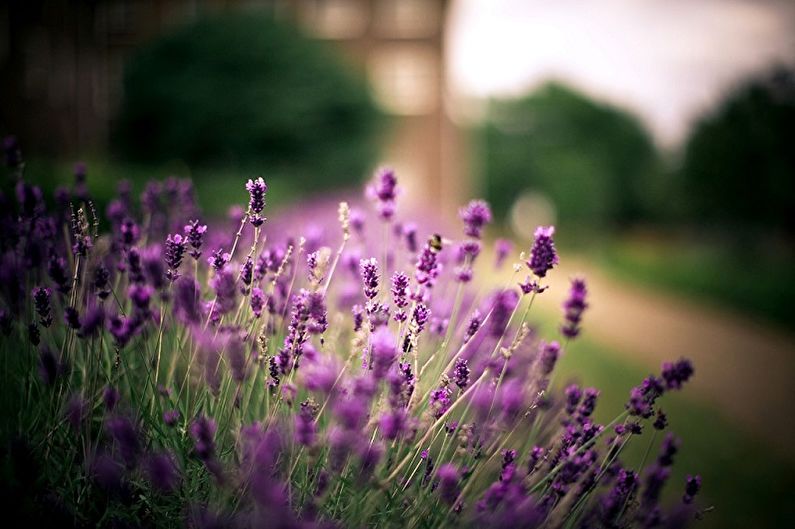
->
460;199;492;239
452;358;470;389
184;219;207;260
164;233;186;281
246;177;268;226
360;258;379;300
527;226;559;278
32;286;53;327
561;277;588;338
367;167;398;220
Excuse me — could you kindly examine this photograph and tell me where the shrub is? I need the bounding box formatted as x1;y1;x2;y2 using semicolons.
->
114;12;383;188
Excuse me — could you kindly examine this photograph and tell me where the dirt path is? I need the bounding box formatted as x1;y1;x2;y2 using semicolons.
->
530;255;795;461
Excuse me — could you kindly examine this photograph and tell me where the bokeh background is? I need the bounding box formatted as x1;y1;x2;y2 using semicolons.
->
1;1;794;527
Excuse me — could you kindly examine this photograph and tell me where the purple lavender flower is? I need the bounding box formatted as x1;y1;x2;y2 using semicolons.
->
430;386;453;418
379;409;408;440
561;277;588;338
654;409;668;430
390;271;409;321
240;256;253;293
600;468;638;523
539;341;561;375
64;307;81;330
452;358;470;390
164;233;186;281
208;248;230;271
184;219;207;260
641;464;670;506
683;474;701;504
463;309;482;343
371;326;398;379
174;275;201;324
411;303;431;334
387;361;415;409
495;238;514;269
579;388;599;418
190;415;217;462
661;358;694;390
295;401;317;446
658;433;680;467
32;286;53;327
565;384;583;415
163;409;181;427
145;452;180;493
106;416;141;468
368;167;399;220
210;266;237;319
403;223;418;252
360;258;379;300
250;287;265;318
352;304;364;332
489;289;519;338
245;177;268;226
460;199;492;239
415;234;443;286
436;463;460;505
119;217;140;247
48;255;71;294
527;226;559;278
92;264;111;299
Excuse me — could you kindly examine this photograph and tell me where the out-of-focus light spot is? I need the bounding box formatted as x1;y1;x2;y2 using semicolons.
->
510;191;556;241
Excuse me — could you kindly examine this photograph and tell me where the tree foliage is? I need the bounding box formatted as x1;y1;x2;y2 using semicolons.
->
478;82;659;228
114;12;383;188
680;67;795;234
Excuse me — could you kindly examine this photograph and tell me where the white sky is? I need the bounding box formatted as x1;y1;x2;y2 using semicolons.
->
447;0;795;146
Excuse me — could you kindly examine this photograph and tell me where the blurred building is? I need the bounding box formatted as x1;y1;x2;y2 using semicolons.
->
0;0;469;212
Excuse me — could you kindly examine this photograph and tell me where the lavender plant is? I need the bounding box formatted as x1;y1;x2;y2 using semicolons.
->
0;138;703;528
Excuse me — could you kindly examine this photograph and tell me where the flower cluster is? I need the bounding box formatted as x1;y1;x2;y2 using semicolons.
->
0;144;703;529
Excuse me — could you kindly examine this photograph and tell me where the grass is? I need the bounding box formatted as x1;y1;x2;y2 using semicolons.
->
593;236;795;331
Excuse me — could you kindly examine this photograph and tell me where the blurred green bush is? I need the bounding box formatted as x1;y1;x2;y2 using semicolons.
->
477;82;661;229
680;67;795;236
114;12;383;189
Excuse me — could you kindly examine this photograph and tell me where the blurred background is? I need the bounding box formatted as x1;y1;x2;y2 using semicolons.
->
1;0;794;527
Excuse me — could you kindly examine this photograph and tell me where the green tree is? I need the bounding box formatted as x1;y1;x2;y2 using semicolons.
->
478;82;660;229
680;67;795;235
114;12;383;189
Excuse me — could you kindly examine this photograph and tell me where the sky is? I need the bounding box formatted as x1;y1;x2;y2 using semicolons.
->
447;0;795;147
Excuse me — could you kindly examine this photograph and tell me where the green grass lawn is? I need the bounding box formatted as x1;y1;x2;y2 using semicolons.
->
593;236;795;331
550;331;795;529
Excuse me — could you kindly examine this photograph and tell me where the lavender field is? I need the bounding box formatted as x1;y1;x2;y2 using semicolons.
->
0;151;708;528
2;2;793;528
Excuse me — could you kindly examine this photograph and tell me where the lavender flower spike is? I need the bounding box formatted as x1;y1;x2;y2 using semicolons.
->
459;199;492;239
527;225;559;278
245;177;268;227
368;167;398;220
164;233;187;281
32;286;53;327
184;219;207;260
360;258;379;300
561;277;588;338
